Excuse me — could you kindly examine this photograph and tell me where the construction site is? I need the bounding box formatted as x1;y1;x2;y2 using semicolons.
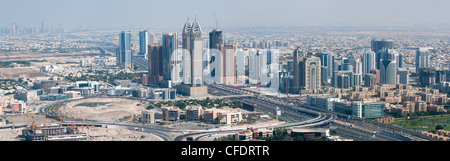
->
20;113;91;141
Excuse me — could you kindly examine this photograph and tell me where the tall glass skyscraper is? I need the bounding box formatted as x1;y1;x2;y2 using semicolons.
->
372;39;393;69
416;48;431;72
118;31;132;69
380;59;397;85
363;49;376;75
139;30;149;59
162;33;178;82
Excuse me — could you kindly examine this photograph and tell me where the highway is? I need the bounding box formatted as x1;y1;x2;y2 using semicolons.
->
213;84;441;141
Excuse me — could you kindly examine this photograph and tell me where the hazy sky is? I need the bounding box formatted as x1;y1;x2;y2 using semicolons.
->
1;0;450;30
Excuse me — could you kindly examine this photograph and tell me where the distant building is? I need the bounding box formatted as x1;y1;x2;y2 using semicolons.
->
416;48;431;72
218;111;242;125
380;59;397;85
418;67;436;87
139;30;149;58
397;68;410;85
186;106;203;121
351;101;385;118
371;39;393;69
10;100;26;113
117;31;132;69
161;106;180;122
148;45;164;86
141;110;156;123
216;44;237;84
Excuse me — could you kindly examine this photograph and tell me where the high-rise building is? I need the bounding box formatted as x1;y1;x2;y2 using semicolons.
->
304;56;321;92
293;48;305;92
380;59;397;85
139;30;149;59
372;39;393;69
294;52;321;92
162;33;178;82
209;29;223;49
418;67;436;87
117;31;132;69
216;44;237;84
149;32;158;45
182;17;192;84
363;50;376;75
363;73;377;87
148;45;163;86
416;48;431;72
189;18;204;87
397;68;410;85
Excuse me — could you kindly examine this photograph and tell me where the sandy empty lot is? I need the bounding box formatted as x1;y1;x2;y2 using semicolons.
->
60;98;145;122
0;67;51;79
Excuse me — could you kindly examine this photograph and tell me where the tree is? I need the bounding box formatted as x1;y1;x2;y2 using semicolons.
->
436;125;444;131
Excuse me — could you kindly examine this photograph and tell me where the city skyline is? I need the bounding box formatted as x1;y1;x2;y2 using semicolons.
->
1;0;450;31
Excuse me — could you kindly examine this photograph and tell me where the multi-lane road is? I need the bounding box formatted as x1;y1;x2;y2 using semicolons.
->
35;83;441;141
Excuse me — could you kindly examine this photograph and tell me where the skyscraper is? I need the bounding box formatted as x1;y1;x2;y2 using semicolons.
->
304;56;321;92
398;68;410;85
372;39;393;69
177;16;208;97
162;33;178;82
216;44;237;84
189;17;204;87
418;67;436;87
380;59;397;85
139;30;149;59
416;48;431;72
117;31;132;69
148;45;163;86
209;23;223;49
363;49;376;75
182;17;192;84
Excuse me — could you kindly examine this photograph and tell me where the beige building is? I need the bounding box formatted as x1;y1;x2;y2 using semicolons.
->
186;106;203;121
141;110;156;123
218;111;242;125
161;106;180;121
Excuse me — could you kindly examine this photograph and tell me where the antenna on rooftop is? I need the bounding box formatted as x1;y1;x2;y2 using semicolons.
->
215;13;219;30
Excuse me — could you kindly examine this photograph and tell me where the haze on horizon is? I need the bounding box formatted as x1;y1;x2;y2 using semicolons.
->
1;0;450;30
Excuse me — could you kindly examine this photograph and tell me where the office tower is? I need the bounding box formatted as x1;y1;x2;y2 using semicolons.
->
148;45;163;86
182;17;192;84
351;73;362;87
317;51;334;79
162;33;178;82
189;18;204;87
216;44;237;84
363;50;376;75
337;74;350;89
209;27;223;49
363;73;377;87
236;49;247;85
321;66;328;85
372;39;393;69
293;48;305;93
304;56;321;92
370;69;381;84
339;57;353;72
371;38;393;53
139;30;149;59
418;67;436;87
117;31;132;69
149;32;158;45
352;58;363;75
436;70;446;84
380;59;397;85
398;68;410;85
416;48;431;72
248;49;260;84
